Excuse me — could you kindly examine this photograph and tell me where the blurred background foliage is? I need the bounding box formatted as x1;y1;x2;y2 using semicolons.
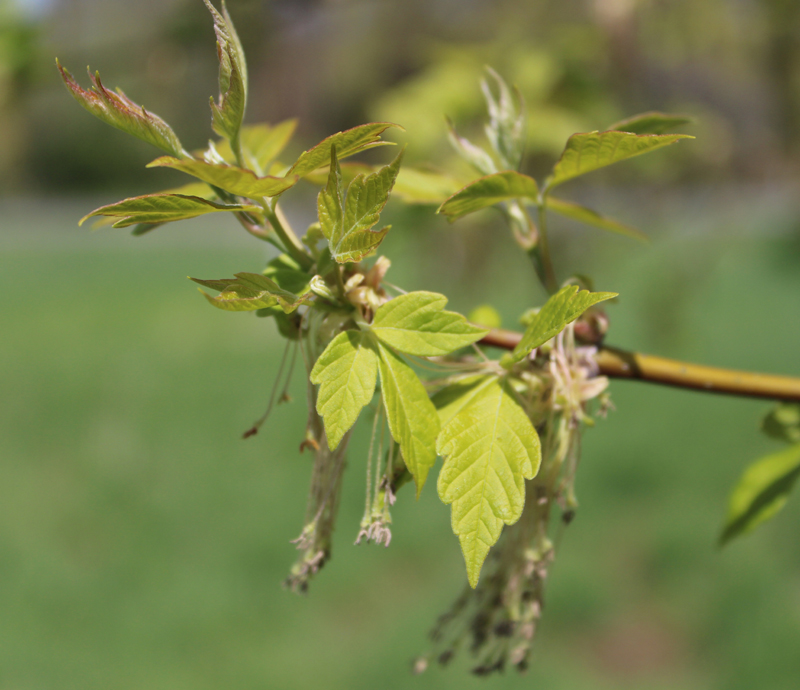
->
1;0;800;688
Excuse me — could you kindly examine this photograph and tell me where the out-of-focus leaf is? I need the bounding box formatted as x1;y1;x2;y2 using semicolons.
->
502;285;617;366
545;130;694;191
607;112;694;135
547;196;648;242
392;168;466;204
191;272;313;313
80;194;259;228
371;291;488;356
377;341;440;497
468;304;502;329
481;67;526;170
762;403;800;444
446;117;497;176
203;0;248;145
287;123;402;178
318;146;403;264
720;444;800;545
214;120;297;173
56;60;187;159
147;156;297;198
436;376;541;587
310;331;379;450
438;171;539;221
262;254;311;295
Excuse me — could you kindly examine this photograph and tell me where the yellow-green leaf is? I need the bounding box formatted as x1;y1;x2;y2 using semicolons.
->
147;157;297;198
191;272;313;313
502;285;617;367
80;193;259;228
214;120;297;174
310;331;379;450
56;60;187;159
288;123;402;178
547;196;648;242
317;145;403;264
437;171;539;221
377;342;440;497
392;167;467;205
372;291;488;356
546;130;694;191
436;376;541;587
720;444;800;545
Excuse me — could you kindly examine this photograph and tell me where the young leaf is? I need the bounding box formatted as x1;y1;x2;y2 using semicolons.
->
214;120;297;173
481;67;526;171
436;376;541;587
263;254;311;295
761;403;800;444
545;130;694;191
204;0;248;145
56;60;187;159
191;272;313;313
287;123;402;178
392;167;467;205
318;145;404;264
446;117;497;176
310;331;379;450
546;196;648;242
720;444;800;545
502;285;617;366
377;342;440;497
80;194;260;228
371;291;488;356
147;157;297;198
607;111;694;135
438;171;539;221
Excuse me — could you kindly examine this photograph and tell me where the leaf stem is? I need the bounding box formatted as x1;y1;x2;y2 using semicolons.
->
478;328;800;402
263;202;314;270
534;203;558;294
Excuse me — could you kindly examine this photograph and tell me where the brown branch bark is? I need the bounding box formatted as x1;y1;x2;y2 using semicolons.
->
479;328;800;403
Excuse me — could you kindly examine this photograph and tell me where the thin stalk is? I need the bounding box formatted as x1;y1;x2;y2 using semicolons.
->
534;202;558;294
263;202;314;270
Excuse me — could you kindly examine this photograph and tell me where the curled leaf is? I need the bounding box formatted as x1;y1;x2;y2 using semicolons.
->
191;272;313;313
56;60;187;158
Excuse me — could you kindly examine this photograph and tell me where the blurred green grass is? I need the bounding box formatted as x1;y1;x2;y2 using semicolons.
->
1;196;799;689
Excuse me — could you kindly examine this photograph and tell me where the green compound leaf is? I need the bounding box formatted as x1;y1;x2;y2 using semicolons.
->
318;145;404;264
56;60;187;159
546;130;694;191
372;291;489;356
80;193;259;228
436;376;541;588
377;342;440;497
720;443;800;546
761;403;800;444
191;272;313;313
147;156;297;198
546;196;648;242
502;285;617;367
607;111;694;135
287;122;402;178
437;171;539;221
310;331;379;451
203;0;248;144
214;120;297;173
